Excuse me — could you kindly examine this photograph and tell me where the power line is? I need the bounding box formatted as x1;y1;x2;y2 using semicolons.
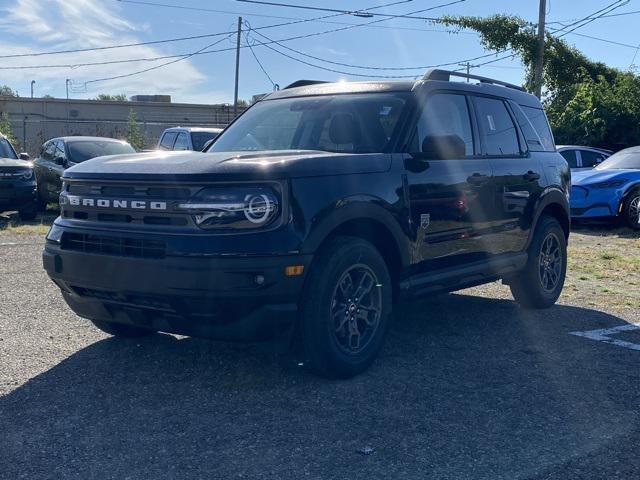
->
115;0;471;34
243;25;277;87
235;0;449;20
0;0;418;60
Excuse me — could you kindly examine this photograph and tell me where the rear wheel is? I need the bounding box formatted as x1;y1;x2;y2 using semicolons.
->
19;203;38;221
508;216;567;309
299;237;392;378
90;319;155;338
623;189;640;230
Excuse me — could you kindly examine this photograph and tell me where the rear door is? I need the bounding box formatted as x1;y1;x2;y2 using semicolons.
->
472;96;545;254
405;91;495;269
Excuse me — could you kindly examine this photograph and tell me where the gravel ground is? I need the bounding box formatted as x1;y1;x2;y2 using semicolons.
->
0;229;639;480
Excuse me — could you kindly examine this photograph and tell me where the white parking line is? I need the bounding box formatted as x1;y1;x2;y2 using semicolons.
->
570;324;640;351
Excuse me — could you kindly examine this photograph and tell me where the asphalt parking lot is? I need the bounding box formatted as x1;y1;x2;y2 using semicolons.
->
0;228;639;480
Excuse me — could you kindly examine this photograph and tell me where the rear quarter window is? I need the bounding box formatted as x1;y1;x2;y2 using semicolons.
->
514;104;555;152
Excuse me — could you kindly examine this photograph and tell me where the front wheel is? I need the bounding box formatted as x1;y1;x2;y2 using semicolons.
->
623;189;640;230
508;216;567;309
19;203;38;221
299;237;392;378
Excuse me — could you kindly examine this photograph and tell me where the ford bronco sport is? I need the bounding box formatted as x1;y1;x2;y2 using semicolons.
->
43;70;570;378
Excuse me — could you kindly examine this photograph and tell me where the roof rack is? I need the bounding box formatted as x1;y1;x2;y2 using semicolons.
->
283;80;330;89
422;69;525;92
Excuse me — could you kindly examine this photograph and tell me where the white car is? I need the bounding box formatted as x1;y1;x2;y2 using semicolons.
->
556;145;612;171
157;127;223;152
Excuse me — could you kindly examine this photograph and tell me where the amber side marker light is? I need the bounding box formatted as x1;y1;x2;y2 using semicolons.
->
285;265;305;276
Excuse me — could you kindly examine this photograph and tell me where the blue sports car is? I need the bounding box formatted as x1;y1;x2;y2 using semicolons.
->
571;146;640;230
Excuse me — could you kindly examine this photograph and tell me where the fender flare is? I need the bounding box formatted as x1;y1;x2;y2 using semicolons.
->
301;201;411;268
525;187;570;249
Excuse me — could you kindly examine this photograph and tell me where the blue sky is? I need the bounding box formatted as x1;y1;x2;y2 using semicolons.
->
0;0;639;104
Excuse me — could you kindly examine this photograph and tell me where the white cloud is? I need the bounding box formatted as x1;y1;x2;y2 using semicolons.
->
0;0;221;103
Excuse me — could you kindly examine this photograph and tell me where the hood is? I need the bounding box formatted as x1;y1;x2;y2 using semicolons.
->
63;150;392;182
572;168;637;186
0;158;32;170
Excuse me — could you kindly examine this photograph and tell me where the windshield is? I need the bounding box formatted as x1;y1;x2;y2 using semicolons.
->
0;138;18;159
191;132;219;151
595;149;640;170
209;93;409;154
67;140;135;163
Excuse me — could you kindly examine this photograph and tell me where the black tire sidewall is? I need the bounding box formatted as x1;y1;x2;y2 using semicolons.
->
301;238;392;378
624;189;640;230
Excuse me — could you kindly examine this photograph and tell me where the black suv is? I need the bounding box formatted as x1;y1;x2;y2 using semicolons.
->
43;70;570;378
0;133;37;220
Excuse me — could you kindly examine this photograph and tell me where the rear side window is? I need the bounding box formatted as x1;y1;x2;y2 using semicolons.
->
473;97;520;156
159;132;177;150
519;105;555;151
559;149;578;168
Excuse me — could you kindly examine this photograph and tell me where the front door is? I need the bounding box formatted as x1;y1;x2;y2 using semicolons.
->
405;92;495;271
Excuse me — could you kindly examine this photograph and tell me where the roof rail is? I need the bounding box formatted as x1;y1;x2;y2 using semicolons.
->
422;69;525;92
283;80;330;89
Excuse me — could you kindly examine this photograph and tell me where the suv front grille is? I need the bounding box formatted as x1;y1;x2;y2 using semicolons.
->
61;232;166;259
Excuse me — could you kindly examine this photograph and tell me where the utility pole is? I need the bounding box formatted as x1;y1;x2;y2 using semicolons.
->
534;0;547;98
65;79;71;135
30;80;35;98
65;78;70;100
233;16;242;117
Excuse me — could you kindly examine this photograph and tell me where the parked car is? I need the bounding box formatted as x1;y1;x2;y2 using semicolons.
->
157;127;223;152
33;136;135;206
43;70;570;378
571;146;640;229
0;133;37;220
557;145;612;171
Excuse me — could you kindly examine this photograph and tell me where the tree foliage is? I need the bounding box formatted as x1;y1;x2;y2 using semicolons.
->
0;85;19;97
439;15;640;150
93;93;128;102
0;112;20;151
125;109;145;151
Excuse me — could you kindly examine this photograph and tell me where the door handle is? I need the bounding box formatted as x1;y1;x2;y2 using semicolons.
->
524;171;541;182
467;173;490;185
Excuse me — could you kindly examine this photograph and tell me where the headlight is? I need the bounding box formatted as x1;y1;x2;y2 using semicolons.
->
21;169;34;181
178;186;280;230
590;179;627;189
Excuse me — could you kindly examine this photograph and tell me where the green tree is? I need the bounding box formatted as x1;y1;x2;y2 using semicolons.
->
125;108;146;151
93;93;128;102
0;112;20;151
0;85;18;97
439;14;640;150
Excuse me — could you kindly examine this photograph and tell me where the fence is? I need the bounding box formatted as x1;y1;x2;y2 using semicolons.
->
0;96;245;155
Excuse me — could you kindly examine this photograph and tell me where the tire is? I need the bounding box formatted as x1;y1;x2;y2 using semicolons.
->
509;216;567;309
623;188;640;230
299;236;392;378
90;319;155;338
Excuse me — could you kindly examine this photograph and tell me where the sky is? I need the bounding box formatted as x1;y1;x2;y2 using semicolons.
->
0;0;639;105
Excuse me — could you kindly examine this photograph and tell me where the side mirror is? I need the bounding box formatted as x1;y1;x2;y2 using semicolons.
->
19;152;30;161
202;139;215;152
54;156;65;166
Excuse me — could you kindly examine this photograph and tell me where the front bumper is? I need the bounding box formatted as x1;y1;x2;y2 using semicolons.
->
0;181;37;211
43;237;312;341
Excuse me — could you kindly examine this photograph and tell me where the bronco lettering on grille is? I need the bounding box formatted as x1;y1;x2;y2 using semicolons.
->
61;195;167;210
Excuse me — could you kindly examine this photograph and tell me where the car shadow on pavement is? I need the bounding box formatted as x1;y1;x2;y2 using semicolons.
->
1;294;639;479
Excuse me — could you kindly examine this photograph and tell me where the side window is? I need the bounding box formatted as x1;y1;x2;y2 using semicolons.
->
0;138;17;159
173;132;189;151
580;150;606;168
415;93;474;157
159;132;177;150
559;150;578;168
520;105;555;151
473;97;521;156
